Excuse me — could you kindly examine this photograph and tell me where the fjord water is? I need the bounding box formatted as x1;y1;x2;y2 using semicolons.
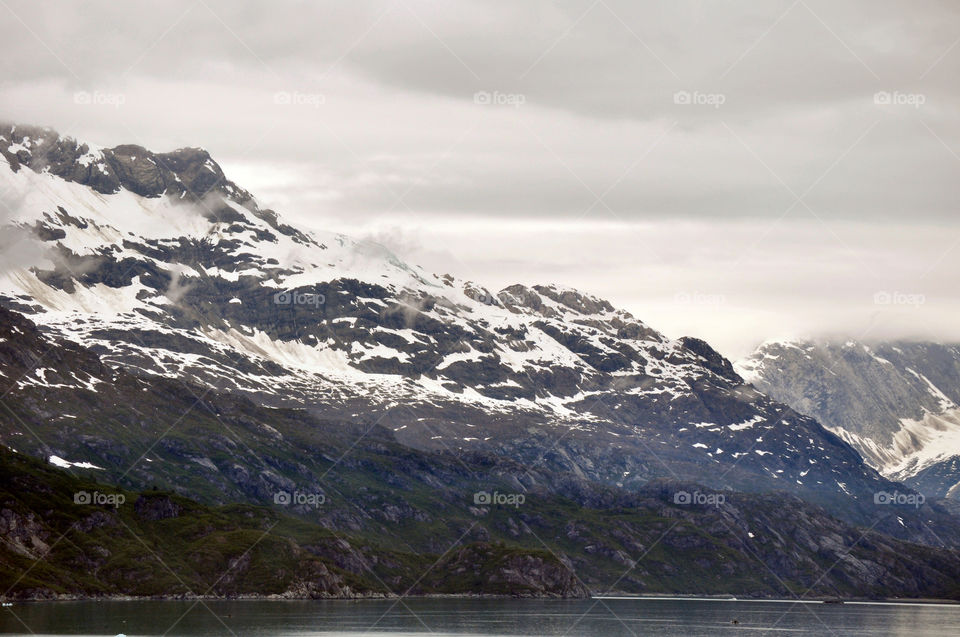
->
5;598;960;636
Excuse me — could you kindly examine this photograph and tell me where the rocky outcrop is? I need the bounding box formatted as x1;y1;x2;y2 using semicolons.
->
680;336;742;383
0;123;236;201
430;543;590;598
133;494;183;520
0;508;48;559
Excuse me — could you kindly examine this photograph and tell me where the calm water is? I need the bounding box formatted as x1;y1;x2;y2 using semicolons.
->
3;597;960;636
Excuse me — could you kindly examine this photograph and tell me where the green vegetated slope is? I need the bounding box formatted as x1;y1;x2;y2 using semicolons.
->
3;447;960;600
0;447;586;599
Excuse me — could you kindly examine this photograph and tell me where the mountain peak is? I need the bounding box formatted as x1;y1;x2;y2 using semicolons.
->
679;336;741;383
0;123;246;205
0;122;913;515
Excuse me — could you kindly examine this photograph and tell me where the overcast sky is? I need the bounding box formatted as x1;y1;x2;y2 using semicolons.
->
2;0;959;357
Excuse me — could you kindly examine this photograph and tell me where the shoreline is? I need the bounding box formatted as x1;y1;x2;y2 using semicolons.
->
595;594;960;606
5;593;960;606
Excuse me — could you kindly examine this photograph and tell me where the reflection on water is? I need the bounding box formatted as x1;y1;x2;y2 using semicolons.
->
4;597;960;636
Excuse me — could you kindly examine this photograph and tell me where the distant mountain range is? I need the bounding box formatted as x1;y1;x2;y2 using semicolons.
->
2;122;960;598
0;123;896;505
737;340;960;499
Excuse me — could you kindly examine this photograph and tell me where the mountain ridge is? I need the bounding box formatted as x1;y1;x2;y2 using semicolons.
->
0;121;952;547
737;338;960;499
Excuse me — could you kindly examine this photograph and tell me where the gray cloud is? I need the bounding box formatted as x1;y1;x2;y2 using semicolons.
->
1;0;959;354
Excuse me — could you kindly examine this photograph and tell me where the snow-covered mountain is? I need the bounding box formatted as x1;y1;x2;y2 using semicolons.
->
737;339;960;498
0;123;925;526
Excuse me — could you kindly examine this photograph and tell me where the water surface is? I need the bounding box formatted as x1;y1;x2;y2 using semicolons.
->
4;597;960;636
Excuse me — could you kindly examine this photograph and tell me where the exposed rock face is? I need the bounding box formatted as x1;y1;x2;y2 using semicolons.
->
0;123;305;241
0;508;49;559
134;494;183;520
680;336;742;383
0;124;236;201
737;339;960;498
432;544;590;598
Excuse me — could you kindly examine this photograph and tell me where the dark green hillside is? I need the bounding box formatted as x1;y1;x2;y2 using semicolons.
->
3;446;960;601
0;447;587;600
